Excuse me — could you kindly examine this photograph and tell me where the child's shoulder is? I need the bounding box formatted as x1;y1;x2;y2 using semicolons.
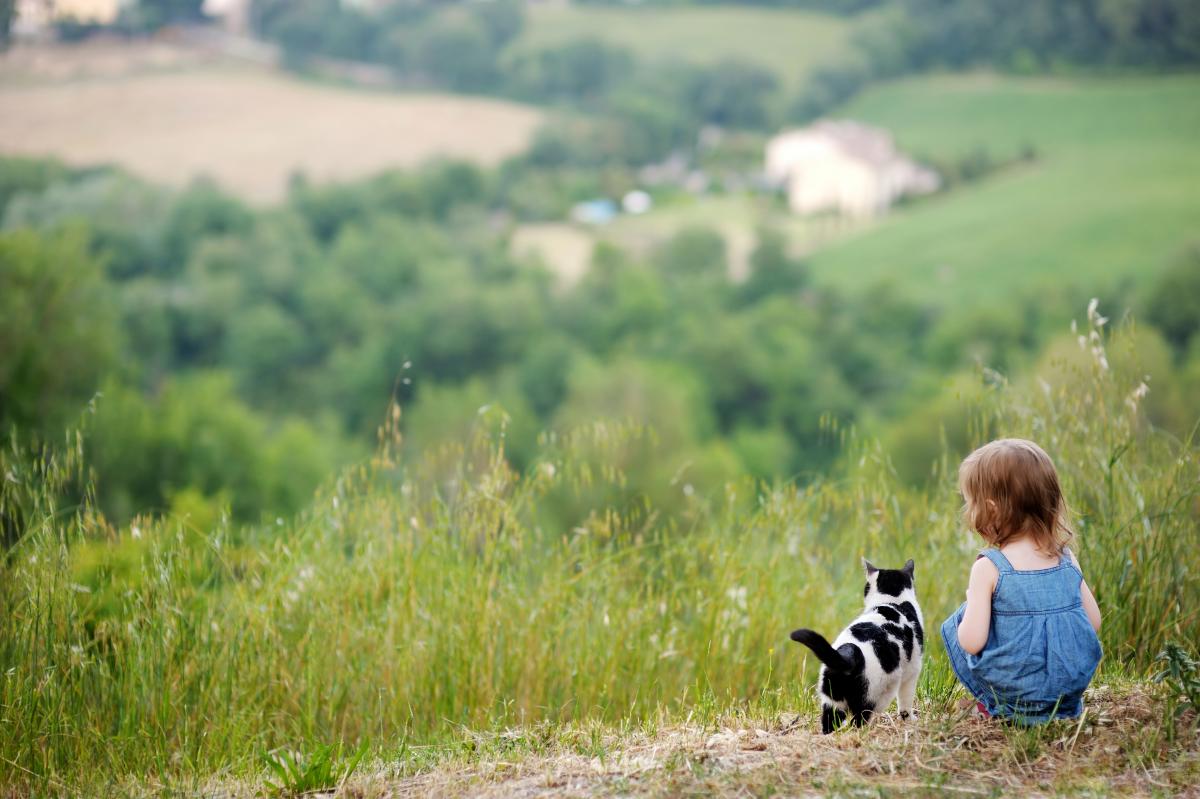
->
968;554;999;588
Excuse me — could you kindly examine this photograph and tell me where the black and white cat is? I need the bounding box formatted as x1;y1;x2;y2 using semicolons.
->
790;559;924;734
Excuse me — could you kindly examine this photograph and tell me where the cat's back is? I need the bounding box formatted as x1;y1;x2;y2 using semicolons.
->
832;600;923;679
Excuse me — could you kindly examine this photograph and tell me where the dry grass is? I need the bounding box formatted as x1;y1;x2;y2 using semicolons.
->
0;41;543;203
335;685;1195;798
510;223;597;288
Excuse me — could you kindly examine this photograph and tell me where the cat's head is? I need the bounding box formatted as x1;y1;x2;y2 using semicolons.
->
862;558;916;604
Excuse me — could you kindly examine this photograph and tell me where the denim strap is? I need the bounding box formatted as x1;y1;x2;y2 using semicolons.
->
978;548;1015;574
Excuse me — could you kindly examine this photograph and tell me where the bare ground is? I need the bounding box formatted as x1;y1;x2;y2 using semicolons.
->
332;685;1197;798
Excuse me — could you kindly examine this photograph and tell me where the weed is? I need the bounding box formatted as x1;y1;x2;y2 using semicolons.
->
1153;641;1200;739
261;741;368;797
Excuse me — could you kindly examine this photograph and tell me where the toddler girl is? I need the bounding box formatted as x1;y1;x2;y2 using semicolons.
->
941;438;1102;723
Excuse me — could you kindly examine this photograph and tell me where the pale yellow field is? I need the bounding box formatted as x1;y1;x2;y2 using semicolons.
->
0;43;543;203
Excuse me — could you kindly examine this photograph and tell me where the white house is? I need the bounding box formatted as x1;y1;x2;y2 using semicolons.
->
765;120;939;219
14;0;131;34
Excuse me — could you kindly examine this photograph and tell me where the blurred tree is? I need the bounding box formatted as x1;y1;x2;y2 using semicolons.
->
416;16;498;92
508;39;634;103
739;227;809;306
0;227;116;438
549;357;740;519
655;227;729;304
0;156;70;215
683;59;779;129
0;0;13;49
2;170;171;280
475;0;525;48
516;334;580;419
559;243;668;353
223;304;309;404
88;374;344;522
1145;244;1200;352
162;181;254;274
404;377;540;471
126;0;207;31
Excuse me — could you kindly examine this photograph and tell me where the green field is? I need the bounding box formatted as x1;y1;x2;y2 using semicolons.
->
807;73;1200;306
509;4;852;87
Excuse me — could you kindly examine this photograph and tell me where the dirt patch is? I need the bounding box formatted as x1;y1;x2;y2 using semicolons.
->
0;42;543;203
352;685;1197;798
510;224;597;288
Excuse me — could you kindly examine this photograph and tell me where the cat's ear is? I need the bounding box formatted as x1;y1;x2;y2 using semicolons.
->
862;558;878;575
902;559;915;577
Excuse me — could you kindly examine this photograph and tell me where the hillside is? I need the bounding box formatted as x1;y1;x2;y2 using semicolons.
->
509;4;852;88
807;73;1200;306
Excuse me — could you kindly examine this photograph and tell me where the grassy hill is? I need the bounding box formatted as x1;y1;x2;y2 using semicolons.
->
522;73;1200;307
509;4;852;88
807;73;1200;306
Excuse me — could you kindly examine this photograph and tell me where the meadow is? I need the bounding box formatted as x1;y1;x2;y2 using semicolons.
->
809;73;1200;306
2;308;1197;796
508;4;852;89
517;72;1200;310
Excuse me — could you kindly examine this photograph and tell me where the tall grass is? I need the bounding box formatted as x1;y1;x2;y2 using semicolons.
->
1;309;1196;793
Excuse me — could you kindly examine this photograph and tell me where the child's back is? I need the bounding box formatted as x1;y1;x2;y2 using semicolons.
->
942;548;1102;722
940;438;1103;724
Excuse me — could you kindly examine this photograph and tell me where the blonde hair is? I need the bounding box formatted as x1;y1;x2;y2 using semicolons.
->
958;438;1074;553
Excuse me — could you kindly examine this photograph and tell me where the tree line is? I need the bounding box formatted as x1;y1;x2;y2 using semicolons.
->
2;155;1198;528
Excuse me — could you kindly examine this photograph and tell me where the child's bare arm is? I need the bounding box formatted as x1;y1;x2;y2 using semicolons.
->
1079;580;1101;632
957;557;998;655
1066;549;1102;632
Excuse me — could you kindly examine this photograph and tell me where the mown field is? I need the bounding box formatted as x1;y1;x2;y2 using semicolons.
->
808;73;1200;306
509;4;852;88
0;43;543;203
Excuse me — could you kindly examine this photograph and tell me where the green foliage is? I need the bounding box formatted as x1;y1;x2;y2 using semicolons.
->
2;168;172;280
0;227;117;437
162;180;255;274
685;59;780;128
1144;245;1200;352
416;16;500;92
507;38;635;103
86;375;345;522
1154;643;1200;728
262;741;368;797
739;227;809;306
0;156;72;215
0;0;13;48
792;0;1200;121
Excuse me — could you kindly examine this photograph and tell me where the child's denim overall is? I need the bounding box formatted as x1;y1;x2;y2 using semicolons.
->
941;548;1102;723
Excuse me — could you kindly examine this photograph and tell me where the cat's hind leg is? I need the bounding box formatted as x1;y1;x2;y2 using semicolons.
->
898;665;920;720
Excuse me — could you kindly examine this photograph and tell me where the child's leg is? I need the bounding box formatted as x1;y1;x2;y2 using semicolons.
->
898;670;918;719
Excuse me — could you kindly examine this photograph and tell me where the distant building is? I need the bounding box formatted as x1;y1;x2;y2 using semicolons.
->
203;0;250;34
15;0;130;33
765;120;939;218
570;199;618;226
622;190;652;215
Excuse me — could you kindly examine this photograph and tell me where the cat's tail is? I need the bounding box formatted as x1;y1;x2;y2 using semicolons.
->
790;628;853;673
